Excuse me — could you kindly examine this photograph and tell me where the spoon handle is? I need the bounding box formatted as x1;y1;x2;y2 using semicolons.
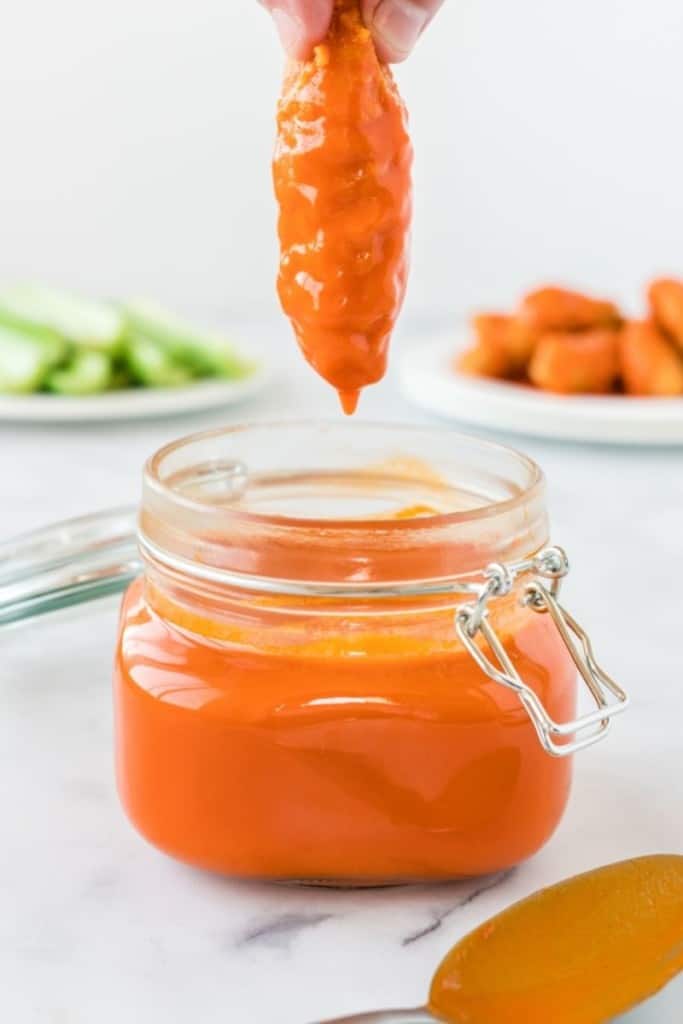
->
316;1010;436;1023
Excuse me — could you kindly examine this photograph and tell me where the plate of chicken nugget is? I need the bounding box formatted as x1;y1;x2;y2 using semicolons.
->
399;279;683;445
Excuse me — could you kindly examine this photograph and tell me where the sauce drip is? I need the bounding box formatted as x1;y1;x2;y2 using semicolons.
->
429;854;683;1023
273;0;413;413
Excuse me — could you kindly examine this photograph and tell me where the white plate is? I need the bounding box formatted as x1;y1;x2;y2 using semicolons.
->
398;332;683;445
0;364;271;423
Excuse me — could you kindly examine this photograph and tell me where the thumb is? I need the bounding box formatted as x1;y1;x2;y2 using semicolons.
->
362;0;445;62
260;0;333;60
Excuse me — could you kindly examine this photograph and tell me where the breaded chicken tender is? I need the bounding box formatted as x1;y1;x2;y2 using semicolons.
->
620;320;683;397
648;278;683;351
511;287;621;366
274;0;412;414
456;314;516;379
528;328;620;394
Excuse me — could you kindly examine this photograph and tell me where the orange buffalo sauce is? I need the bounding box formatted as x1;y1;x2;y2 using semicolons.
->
429;855;683;1024
273;0;412;414
114;576;574;882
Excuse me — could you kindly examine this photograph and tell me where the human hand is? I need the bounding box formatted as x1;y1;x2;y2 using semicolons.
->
260;0;445;63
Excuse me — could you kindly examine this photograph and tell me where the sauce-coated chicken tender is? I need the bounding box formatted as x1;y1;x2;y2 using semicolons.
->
274;0;413;415
648;278;683;351
620;320;683;397
528;328;620;394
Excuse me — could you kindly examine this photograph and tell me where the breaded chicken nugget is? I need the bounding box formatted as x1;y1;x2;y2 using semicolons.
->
620;320;683;397
648;278;683;351
529;328;620;394
511;287;621;367
456;314;515;379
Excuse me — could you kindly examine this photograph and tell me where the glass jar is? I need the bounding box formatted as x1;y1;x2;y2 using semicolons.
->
111;422;626;884
0;421;627;885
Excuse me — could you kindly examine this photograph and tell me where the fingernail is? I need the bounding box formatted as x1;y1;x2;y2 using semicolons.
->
271;6;305;56
372;0;430;58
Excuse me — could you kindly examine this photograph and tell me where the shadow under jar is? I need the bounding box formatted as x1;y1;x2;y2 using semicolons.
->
114;422;624;884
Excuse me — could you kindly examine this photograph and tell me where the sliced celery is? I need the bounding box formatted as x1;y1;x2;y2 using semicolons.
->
46;350;112;396
124;332;194;388
109;365;135;390
122;301;255;378
0;284;124;353
0;323;68;394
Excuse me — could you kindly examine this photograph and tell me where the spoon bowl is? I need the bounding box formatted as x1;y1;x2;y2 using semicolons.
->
315;856;683;1024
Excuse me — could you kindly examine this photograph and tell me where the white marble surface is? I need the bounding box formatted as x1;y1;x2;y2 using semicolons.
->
2;322;683;1023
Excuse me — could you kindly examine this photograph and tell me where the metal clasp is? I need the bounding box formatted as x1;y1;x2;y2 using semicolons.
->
456;547;629;758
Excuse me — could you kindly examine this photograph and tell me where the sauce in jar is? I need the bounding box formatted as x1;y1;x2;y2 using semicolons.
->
114;424;595;883
116;580;574;881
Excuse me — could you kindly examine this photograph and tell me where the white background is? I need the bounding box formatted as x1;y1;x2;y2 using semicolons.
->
2;0;683;325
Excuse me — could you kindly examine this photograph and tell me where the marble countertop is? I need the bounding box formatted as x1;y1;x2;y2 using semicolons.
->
3;324;682;1023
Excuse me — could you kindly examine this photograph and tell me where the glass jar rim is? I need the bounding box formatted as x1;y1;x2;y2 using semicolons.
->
144;420;544;531
139;421;549;591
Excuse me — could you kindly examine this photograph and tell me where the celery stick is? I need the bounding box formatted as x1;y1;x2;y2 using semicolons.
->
0;323;68;394
124;332;194;388
46;350;112;396
122;301;255;378
0;284;124;353
109;365;135;390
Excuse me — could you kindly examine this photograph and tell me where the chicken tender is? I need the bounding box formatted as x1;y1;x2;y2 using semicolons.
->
512;287;621;366
456;314;515;379
528;328;619;394
620;320;683;397
274;0;412;415
648;278;683;351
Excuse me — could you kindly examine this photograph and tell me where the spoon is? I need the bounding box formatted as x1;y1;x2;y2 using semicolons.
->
318;993;683;1024
315;855;683;1024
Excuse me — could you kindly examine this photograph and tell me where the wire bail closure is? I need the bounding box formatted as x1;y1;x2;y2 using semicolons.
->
456;546;629;758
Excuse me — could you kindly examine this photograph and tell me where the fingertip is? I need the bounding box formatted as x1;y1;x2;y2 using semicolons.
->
371;36;411;63
365;0;441;63
266;1;333;60
269;8;301;56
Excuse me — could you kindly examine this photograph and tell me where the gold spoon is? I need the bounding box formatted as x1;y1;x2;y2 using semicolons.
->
316;855;683;1024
